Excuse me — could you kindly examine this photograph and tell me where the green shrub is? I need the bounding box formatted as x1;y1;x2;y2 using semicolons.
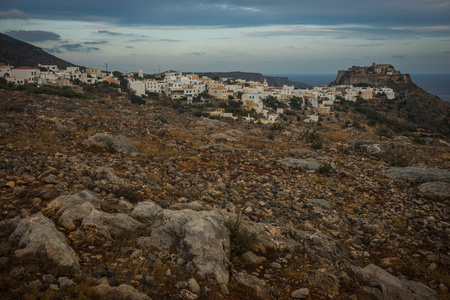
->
388;152;410;167
225;213;258;257
317;164;333;176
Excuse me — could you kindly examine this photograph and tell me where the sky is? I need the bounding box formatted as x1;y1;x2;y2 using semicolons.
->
0;0;450;75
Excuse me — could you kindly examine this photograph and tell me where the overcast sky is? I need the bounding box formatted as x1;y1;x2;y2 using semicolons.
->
1;0;449;74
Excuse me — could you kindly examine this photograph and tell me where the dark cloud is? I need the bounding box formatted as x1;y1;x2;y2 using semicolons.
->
191;52;206;56
157;39;181;42
44;47;63;54
84;40;108;45
5;30;61;42
0;8;27;19
2;0;450;29
58;43;100;52
97;30;146;38
125;46;134;48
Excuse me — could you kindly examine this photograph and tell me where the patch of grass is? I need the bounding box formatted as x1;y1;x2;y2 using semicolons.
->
311;142;323;149
388;152;411;167
391;214;409;233
225;213;258;257
23;283;107;300
317;164;333;176
113;185;143;204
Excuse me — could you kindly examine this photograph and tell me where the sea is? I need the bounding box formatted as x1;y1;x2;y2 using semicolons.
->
265;74;450;103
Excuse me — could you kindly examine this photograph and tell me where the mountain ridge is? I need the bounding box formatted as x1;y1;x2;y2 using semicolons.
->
0;32;76;68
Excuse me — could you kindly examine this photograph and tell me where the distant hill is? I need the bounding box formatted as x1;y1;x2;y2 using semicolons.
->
193;71;312;89
332;63;450;134
0;33;76;68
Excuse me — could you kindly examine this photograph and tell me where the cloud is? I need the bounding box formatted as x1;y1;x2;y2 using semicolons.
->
96;30;146;38
5;30;61;42
59;43;100;52
0;9;27;19
191;52;206;56
391;55;406;59
125;46;134;49
157;39;182;42
84;40;108;45
43;47;63;54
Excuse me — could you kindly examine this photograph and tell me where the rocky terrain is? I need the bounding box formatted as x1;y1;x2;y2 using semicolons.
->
0;89;449;299
332;64;450;134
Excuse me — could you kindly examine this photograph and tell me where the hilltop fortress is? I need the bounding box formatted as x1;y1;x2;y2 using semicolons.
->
334;62;412;87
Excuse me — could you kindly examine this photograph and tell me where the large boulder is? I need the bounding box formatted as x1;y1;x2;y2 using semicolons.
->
9;212;80;276
84;133;139;155
352;264;437;300
385;166;450;183
418;181;450;198
138;207;231;289
48;191;144;241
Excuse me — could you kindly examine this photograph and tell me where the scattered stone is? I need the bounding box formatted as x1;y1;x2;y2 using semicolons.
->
279;157;321;171
234;272;270;299
291;288;309;299
418;181;450;198
84;133;139;155
385;166;450;183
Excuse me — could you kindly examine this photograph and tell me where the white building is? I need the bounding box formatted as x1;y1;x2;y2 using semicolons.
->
128;79;146;96
0;64;13;80
11;67;40;84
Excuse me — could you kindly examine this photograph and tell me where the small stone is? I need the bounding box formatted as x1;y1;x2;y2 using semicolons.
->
439;283;448;292
58;277;75;290
188;278;201;295
28;279;43;289
242;251;267;265
6;181;15;188
43;274;57;284
291;288;309;299
270;262;282;269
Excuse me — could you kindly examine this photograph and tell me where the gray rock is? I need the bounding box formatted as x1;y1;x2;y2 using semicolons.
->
147;209;230;287
47;190;101;211
241;251;267;265
188;277;201;295
131;202;163;223
76;209;145;242
9;212;80;276
58;276;75;290
385;166;450;183
85;133;139;155
198;143;235;152
233;272;270;299
196;117;226;130
352;264;437;300
354;140;385;156
169;201;213;211
212;133;236;142
279;157;321;171
95;278;151;300
291;288;309;299
418;181;450;198
306;199;334;210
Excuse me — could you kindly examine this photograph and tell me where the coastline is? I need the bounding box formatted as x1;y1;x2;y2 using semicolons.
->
266;73;450;103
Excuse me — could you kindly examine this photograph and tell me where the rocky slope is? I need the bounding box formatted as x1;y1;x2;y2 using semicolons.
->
332;64;450;134
0;33;76;68
0;89;449;299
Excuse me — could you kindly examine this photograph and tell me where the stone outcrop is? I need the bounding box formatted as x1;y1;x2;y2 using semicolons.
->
9;212;81;276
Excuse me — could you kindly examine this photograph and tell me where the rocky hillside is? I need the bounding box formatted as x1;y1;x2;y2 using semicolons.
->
0;33;76;68
194;71;312;89
0;89;449;299
332;63;450;134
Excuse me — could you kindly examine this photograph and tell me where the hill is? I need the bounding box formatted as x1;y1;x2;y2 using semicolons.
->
193;71;312;89
0;32;76;68
0;88;448;299
332;63;450;134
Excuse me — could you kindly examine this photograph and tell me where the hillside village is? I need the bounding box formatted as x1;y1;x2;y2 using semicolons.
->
0;62;396;124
